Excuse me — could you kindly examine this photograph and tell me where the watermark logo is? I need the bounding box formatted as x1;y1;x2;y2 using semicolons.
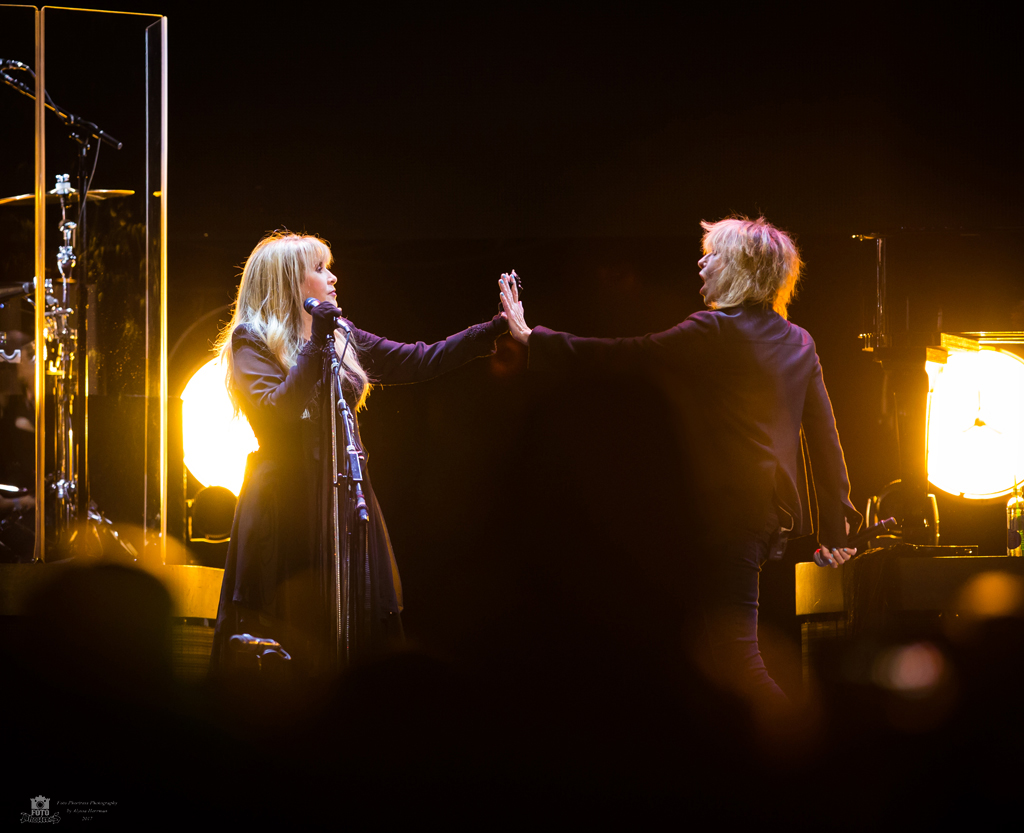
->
20;796;60;824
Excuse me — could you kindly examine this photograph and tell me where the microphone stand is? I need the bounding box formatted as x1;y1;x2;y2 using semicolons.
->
1;60;124;150
326;330;370;668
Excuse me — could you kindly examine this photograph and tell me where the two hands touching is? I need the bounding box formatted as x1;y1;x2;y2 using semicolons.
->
499;271;531;345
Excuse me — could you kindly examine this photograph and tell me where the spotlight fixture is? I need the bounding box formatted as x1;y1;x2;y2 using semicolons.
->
180;357;258;496
926;348;1024;500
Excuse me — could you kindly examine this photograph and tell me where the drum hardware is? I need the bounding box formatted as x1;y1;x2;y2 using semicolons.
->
0;188;135;207
46;173;81;540
0;331;32;368
23;503;140;564
0;280;53;368
0;500;35;563
55;175;77;284
4;171;144;554
0;277;54;303
3;59;130;561
0;175;88;543
68;505;139;562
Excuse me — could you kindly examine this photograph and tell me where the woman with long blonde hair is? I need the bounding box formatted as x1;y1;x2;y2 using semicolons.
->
211;231;506;672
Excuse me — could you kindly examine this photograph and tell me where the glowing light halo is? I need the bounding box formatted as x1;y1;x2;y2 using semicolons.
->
926;348;1024;500
181;357;258;496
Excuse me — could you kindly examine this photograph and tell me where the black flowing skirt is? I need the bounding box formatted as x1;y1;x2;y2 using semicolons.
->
211;427;404;675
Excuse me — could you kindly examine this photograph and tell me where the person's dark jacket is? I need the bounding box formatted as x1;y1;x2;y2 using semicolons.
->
528;304;861;548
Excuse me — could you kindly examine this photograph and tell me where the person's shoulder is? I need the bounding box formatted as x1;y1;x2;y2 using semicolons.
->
231;322;257;343
230;324;276;358
679;309;723;333
675;308;757;344
779;315;815;348
231;323;265;346
721;305;814;344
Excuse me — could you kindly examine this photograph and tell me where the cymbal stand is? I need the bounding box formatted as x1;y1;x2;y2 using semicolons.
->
5;58;122;556
48;174;79;540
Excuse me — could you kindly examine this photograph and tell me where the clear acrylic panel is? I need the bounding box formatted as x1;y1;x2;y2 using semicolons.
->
28;7;164;562
145;16;168;564
0;5;41;561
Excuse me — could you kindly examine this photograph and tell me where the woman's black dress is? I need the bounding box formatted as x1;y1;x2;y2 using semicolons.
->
210;316;506;673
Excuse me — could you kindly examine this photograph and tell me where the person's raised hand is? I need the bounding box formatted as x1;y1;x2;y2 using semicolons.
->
499;271;531;345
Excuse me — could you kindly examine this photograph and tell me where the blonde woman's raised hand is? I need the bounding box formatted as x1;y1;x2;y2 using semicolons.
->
499;271;531;345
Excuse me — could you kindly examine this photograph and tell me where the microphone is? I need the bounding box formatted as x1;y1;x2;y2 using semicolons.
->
847;516;899;550
303;297;351;335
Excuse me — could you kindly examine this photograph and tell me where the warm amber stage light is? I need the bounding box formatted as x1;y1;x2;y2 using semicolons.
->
926;349;1024;500
180;358;258;496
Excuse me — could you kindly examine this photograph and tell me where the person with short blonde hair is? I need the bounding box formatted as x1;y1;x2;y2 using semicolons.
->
498;216;860;704
698;216;803;319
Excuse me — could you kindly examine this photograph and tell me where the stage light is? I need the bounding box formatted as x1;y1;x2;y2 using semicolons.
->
926;349;1024;500
180;357;258;496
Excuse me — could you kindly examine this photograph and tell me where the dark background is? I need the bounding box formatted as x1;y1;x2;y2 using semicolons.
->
2;4;1023;686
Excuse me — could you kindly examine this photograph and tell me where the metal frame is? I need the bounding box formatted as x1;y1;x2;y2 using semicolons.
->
29;6;167;561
